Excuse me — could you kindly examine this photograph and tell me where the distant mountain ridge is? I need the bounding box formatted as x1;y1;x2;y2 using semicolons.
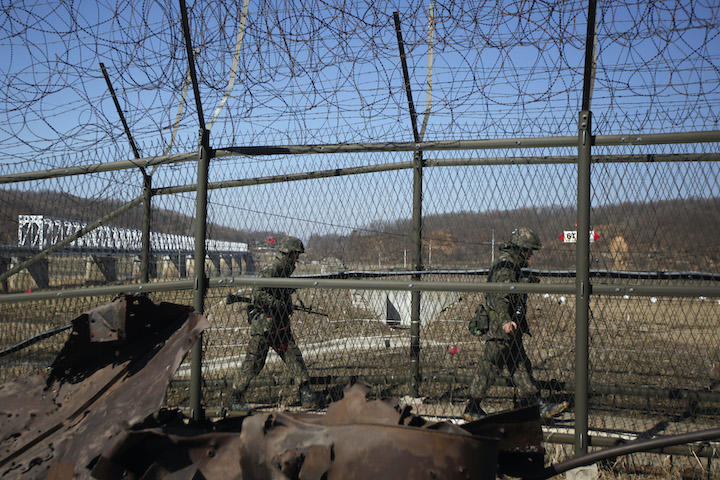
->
305;198;720;272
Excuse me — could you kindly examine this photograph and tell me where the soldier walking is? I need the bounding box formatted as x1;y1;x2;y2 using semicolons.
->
228;236;324;410
464;227;568;421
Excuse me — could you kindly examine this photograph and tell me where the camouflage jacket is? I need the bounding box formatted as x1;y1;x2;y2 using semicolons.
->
483;245;533;341
250;253;296;319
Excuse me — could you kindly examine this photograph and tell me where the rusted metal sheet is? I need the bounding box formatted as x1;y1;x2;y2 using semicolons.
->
89;384;501;480
91;425;246;480
238;411;497;480
87;410;497;480
87;297;127;342
317;384;545;477
236;383;499;479
461;404;546;477
0;294;207;480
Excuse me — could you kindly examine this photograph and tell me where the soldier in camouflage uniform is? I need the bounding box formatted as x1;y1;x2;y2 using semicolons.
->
464;227;568;421
229;236;323;409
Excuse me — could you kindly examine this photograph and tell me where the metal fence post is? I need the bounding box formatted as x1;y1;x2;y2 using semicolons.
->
410;152;424;397
575;110;592;456
190;128;210;421
180;0;210;422
393;12;424;396
575;0;597;456
141;174;152;283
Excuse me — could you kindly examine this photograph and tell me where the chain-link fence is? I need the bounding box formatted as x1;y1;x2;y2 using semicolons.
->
1;0;719;470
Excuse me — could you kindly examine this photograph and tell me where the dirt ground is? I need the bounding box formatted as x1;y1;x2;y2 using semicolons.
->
2;277;718;479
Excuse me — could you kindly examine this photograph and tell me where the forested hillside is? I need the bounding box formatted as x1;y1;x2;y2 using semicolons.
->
305;199;720;272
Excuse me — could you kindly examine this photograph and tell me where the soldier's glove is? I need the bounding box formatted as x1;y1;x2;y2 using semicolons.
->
522;274;540;283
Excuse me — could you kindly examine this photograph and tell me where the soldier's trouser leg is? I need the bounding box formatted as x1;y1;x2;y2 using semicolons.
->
233;332;271;396
507;339;540;402
272;325;310;386
469;340;506;400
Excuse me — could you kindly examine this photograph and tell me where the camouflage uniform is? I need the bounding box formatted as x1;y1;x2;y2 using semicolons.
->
232;253;310;394
468;243;540;403
230;237;321;407
465;228;568;420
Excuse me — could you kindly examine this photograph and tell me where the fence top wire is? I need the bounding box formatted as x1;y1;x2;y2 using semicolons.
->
1;1;718;172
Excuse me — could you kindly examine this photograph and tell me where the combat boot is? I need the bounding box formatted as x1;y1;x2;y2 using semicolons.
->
299;383;325;409
462;398;487;421
539;399;569;419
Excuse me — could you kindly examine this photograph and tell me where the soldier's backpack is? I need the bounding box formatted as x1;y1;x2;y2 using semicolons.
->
468;304;490;336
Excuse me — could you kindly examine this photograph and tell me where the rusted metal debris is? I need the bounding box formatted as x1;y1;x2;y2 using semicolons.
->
87;383;545;480
0;294;206;479
0;294;546;479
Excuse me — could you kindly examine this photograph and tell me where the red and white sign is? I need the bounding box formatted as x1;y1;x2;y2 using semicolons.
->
559;230;599;243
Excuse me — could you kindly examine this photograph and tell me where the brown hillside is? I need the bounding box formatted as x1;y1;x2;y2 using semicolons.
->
306;199;720;272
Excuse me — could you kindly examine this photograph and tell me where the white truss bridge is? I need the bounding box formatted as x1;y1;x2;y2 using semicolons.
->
17;215;248;254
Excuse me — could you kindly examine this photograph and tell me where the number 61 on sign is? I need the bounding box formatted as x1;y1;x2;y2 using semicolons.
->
560;230;599;243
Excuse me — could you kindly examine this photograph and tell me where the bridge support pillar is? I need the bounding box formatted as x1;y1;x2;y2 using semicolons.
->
85;255;118;284
230;256;241;276
0;256;10;292
158;256;172;279
159;255;188;278
8;256;49;291
208;255;221;277
133;256;157;281
170;254;188;278
242;253;256;275
219;255;233;276
27;257;50;290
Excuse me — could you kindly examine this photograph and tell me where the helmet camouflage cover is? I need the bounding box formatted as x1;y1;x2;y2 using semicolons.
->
278;236;305;254
510;227;542;250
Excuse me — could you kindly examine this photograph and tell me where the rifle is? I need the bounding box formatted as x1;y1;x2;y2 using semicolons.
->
225;293;329;317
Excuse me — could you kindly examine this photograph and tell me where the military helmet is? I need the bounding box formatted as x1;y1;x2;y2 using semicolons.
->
278;236;305;254
510;227;542;250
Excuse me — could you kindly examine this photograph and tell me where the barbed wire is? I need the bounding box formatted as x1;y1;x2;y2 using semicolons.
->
0;0;718;169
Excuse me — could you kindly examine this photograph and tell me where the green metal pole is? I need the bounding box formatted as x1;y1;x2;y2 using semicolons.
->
190;128;210;421
180;0;209;422
410;153;423;397
141;174;152;283
575;110;592;456
394;11;424;397
575;0;597;456
2;275;719;305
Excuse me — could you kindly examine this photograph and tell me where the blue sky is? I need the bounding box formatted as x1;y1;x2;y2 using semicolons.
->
4;1;717;163
0;1;718;239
